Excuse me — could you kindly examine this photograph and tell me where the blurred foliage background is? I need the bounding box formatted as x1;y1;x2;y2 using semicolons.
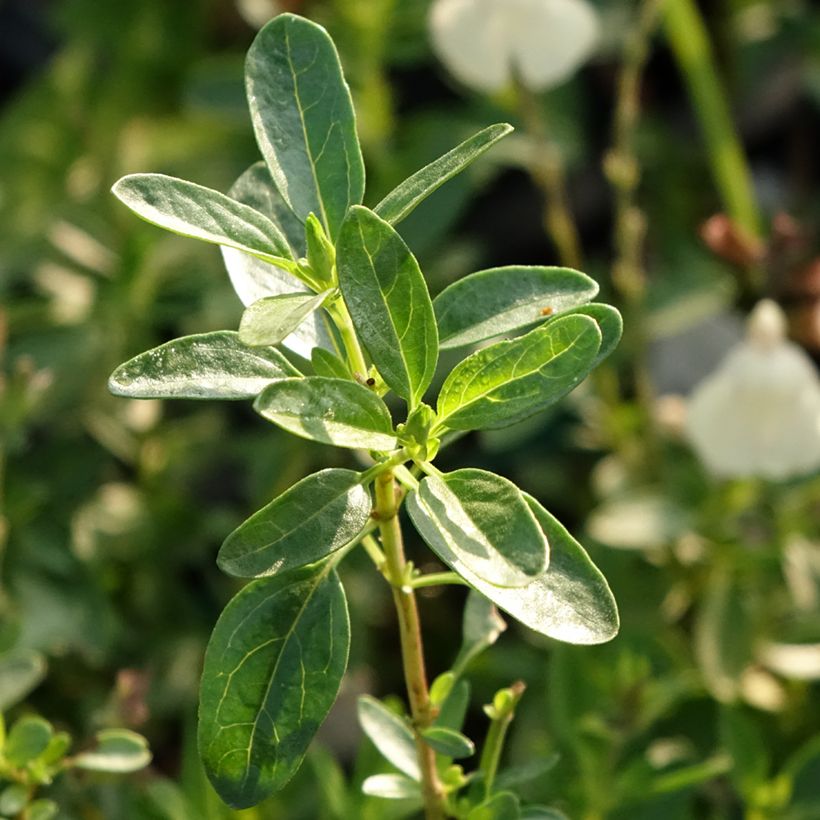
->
1;0;820;817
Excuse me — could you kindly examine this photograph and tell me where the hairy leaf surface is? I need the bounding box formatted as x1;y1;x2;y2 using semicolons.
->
434;266;598;349
218;469;370;578
108;332;300;400
337;206;438;404
246;14;364;239
239;291;332;347
407;469;547;588
199;567;349;807
374;123;513;225
436;314;602;431
254;377;396;450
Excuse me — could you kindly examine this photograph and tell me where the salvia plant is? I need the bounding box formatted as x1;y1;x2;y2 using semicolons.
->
107;13;621;819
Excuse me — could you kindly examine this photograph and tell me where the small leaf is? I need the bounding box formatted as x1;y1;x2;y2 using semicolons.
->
246;14;365;239
454;591;507;674
435;678;471;732
0;648;46;711
221;163;333;359
374;123;513;225
435;495;618;644
311;348;352;380
0;784;28;816
434;266;598;349
218;468;371;578
496;755;560;790
357;695;420;781
468;791;521;820
436;314;602;432
254;377;397;450
239;291;332;347
5;716;52;766
27;800;59;820
199;566;350;808
407;469;547;588
337;206;438;405
73;729;152;773
361;773;422;800
109;332;300;400
420;726;474;758
112;174;293;265
554;303;622;367
429;671;456;707
40;731;72;765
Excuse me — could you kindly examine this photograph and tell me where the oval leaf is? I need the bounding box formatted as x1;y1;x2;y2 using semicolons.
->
468;792;521;820
362;773;422;800
552;303;622;367
434;266;599;349
436;314;602;431
218;468;371;578
199;567;350;808
0;648;46;711
112;174;292;264
239;290;332;347
5;716;52;766
73;729;152;773
27;801;59;820
442;495;618;645
420;726;474;758
408;469;547;588
337;206;438;405
220;163;333;359
108;331;300;400
254;377;396;450
357;695;420;780
374;123;513;225
246;14;364;239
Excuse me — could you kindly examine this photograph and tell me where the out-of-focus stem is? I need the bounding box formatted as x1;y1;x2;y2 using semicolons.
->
516;81;583;269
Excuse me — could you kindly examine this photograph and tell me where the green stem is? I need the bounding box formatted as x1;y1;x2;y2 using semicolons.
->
360;534;386;569
374;471;445;820
663;0;763;240
410;572;469;590
329;300;369;379
515;80;583;269
479;681;526;797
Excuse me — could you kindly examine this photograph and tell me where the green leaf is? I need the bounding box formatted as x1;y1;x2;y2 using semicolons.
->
40;731;72;765
112;174;293;265
436;314;602;432
0;784;28;816
108;332;300;400
361;774;422;800
311;347;352;380
73;729;152;773
420;726;474;759
468;791;521;820
495;755;560;790
407;469;547;588
520;808;569;820
254;376;396;450
357;695;419;781
554;303;622;367
435;678;471;732
434;266;599;349
246;14;365;239
453;591;507;674
27;800;59;820
199;566;350;808
429;671;456;707
218;468;371;578
719;707;769;800
429;495;618;644
239;291;332;347
337;206;438;405
0;648;46;711
5;716;52;766
374;123;513;225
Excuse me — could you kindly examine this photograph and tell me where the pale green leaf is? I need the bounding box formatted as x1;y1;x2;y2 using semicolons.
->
311;347;352;380
27;800;59;820
246;14;364;239
218;468;370;578
73;729;152;773
361;774;422;800
0;648;46;711
112;174;293;265
199;566;350;808
254;377;396;450
0;784;28;815
453;591;507;674
428;495;618;644
435;678;471;732
337;206;438;405
5;716;52;766
434;266;598;349
496;755;560;790
420;726;474;759
239;290;332;347
357;695;420;780
468;791;521;820
436;314;602;431
108;332;300;400
407;469;547;588
374;123;513;225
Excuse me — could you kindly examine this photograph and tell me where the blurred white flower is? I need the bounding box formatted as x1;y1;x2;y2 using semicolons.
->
686;299;820;480
429;0;600;93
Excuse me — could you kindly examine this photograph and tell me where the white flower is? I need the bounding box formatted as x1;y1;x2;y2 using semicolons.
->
429;0;600;93
686;300;820;480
